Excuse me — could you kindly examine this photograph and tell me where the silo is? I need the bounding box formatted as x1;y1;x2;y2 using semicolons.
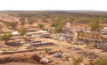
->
73;37;77;44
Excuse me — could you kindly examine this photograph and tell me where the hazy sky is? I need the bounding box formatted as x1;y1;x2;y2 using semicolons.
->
0;0;107;11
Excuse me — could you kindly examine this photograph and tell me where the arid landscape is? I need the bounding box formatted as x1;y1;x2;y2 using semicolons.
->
0;11;107;65
0;14;89;32
0;0;107;65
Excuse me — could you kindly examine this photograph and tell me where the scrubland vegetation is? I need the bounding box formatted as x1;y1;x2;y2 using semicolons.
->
0;11;107;32
0;11;107;65
1;11;107;25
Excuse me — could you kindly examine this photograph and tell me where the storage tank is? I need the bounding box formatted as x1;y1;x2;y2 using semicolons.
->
73;37;77;44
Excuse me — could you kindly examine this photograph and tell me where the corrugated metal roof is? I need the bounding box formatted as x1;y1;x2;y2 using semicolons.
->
84;31;102;34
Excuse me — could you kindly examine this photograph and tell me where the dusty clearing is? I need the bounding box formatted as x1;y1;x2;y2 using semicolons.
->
0;14;106;65
0;38;104;65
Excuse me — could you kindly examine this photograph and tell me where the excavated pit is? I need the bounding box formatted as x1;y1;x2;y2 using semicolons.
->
0;55;44;65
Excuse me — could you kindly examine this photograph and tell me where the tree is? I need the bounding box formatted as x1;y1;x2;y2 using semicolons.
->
0;32;13;43
20;17;25;26
27;17;35;26
74;20;81;24
41;16;47;22
50;22;59;27
20;21;25;26
18;27;27;36
72;56;83;65
27;20;34;26
88;22;102;31
45;49;48;53
4;22;10;28
59;20;66;26
37;24;44;29
95;56;107;65
45;28;48;31
9;22;18;29
19;17;25;22
0;24;3;33
54;25;63;33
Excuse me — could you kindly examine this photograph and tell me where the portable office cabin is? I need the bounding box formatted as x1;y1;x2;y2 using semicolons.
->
53;34;60;40
41;33;50;38
58;33;66;41
12;31;20;36
25;33;33;37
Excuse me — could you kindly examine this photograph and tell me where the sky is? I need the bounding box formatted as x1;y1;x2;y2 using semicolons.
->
0;0;107;11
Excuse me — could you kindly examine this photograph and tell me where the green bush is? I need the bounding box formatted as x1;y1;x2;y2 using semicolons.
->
37;24;44;29
54;25;62;33
0;32;13;43
18;27;27;36
50;22;59;27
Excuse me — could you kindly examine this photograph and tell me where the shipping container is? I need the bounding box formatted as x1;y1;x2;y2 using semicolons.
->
34;43;41;46
30;42;53;46
42;43;48;45
32;41;41;43
47;42;53;45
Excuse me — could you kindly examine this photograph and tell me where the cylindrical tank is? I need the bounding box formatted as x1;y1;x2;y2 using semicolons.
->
73;37;77;44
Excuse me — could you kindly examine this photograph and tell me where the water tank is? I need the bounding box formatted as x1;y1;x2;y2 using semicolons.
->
73;37;77;44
